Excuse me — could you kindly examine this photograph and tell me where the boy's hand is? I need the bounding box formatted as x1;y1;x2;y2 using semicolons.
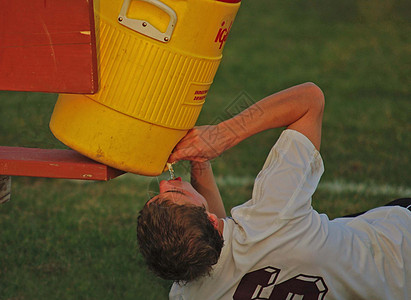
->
168;124;238;163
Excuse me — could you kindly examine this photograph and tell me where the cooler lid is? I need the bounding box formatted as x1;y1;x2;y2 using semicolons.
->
216;0;241;3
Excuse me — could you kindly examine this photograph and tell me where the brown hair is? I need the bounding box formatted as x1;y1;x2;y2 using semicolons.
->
137;199;224;283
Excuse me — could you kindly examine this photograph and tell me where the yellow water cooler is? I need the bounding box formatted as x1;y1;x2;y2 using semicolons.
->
50;0;241;176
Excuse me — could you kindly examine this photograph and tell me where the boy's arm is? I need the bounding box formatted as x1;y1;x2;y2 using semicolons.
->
169;82;324;162
190;161;226;218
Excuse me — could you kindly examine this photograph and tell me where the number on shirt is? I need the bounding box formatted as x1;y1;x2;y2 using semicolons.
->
233;266;328;300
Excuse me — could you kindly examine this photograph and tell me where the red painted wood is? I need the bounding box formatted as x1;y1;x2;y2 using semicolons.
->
0;0;98;94
0;146;125;181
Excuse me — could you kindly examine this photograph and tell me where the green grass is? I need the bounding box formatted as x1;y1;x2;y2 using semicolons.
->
1;0;410;299
0;177;171;299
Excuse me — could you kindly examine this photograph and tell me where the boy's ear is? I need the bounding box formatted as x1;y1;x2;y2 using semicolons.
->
207;213;219;230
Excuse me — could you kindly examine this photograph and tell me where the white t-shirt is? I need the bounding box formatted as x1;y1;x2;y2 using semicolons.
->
170;129;410;300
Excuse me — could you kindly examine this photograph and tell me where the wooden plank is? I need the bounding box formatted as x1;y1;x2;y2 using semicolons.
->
0;146;125;181
0;0;98;94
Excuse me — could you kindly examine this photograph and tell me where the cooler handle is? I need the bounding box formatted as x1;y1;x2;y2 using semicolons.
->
118;0;177;43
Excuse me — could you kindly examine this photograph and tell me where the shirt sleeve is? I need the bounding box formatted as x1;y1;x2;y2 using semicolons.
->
230;129;324;238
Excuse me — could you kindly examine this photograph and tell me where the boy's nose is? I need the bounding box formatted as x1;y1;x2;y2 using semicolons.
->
159;178;182;193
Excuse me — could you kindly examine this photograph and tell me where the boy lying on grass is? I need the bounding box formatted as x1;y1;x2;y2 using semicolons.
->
137;83;410;299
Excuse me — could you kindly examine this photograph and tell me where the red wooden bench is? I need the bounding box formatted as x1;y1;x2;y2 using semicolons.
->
0;0;126;205
0;0;98;93
0;147;125;203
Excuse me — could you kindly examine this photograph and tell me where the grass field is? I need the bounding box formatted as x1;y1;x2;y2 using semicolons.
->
1;0;410;299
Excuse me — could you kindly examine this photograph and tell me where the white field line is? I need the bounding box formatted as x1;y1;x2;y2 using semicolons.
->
318;181;411;197
114;174;411;197
214;176;411;197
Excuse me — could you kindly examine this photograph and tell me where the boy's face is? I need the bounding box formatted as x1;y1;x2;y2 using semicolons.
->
148;179;209;211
